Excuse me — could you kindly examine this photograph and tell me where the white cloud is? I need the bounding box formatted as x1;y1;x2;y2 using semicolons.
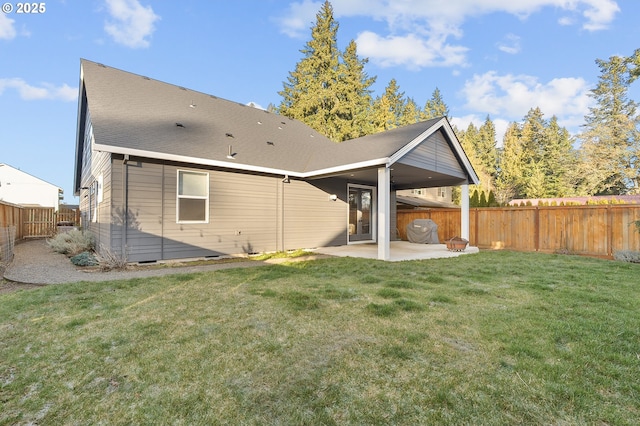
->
460;71;592;131
103;0;160;48
0;78;77;101
581;0;620;30
356;31;468;69
0;13;17;40
497;33;521;55
274;0;323;38
277;0;620;70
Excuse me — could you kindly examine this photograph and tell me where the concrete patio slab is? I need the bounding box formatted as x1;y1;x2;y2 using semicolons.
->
315;241;479;261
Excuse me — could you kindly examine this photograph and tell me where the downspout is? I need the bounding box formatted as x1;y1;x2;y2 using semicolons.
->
121;155;129;258
281;176;286;252
280;177;285;252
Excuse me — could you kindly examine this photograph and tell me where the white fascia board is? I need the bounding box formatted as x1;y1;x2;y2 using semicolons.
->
301;158;389;178
94;143;390;179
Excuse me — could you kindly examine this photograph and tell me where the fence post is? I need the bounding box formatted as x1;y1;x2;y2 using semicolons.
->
534;207;539;252
607;205;612;257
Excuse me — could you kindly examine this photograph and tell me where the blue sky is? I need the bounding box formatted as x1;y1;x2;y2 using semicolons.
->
1;0;638;204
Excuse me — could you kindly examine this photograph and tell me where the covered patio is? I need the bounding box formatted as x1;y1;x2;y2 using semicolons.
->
309;117;479;261
315;241;479;261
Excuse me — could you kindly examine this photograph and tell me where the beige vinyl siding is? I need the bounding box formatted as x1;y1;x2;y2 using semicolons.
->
399;130;466;179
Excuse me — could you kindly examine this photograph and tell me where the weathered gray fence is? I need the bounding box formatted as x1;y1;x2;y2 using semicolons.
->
0;225;17;266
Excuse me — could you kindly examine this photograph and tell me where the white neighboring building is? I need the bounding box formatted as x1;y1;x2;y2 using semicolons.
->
0;164;62;210
396;187;458;209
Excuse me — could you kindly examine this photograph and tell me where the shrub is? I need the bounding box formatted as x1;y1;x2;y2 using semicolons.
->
613;250;640;263
47;230;95;256
479;191;487;207
96;244;128;271
487;190;498;207
70;251;98;267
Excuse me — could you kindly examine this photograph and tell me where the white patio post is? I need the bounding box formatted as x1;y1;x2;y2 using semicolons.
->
461;183;470;241
377;166;390;261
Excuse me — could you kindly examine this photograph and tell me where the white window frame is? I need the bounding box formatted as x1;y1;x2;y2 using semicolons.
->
176;170;209;224
438;187;447;198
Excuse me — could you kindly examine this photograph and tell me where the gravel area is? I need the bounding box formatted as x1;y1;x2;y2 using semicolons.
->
2;239;325;287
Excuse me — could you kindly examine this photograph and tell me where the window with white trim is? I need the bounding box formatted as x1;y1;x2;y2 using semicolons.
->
438;187;447;198
177;170;209;223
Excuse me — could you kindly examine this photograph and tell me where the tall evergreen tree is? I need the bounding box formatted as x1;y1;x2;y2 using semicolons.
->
629;48;640;82
457;123;479;162
520;107;547;167
578;55;640;194
477;115;498;179
371;79;407;132
278;1;375;142
495;122;524;202
544;116;577;196
335;39;376;140
401;98;421;125
421;87;450;120
278;1;341;141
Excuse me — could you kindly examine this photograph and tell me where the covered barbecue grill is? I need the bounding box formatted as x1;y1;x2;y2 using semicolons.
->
406;219;440;244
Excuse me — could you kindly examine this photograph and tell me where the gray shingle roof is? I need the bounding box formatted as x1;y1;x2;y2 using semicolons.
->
79;59;448;178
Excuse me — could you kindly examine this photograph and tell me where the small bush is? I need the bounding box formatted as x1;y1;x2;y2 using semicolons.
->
96;245;128;270
613;250;640;263
47;230;95;256
70;251;98;267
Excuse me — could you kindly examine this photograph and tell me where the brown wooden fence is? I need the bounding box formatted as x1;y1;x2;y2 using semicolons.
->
397;205;640;258
0;202;81;239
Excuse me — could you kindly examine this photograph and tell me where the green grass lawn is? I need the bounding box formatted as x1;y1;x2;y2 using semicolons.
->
1;251;639;425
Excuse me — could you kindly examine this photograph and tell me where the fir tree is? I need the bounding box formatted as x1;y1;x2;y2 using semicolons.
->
477;115;498;179
371;79;407;132
578;55;640;194
401;98;421;125
470;189;480;207
629;48;640;83
335;39;376;140
479;191;487;207
544;116;577;197
278;1;373;142
421;87;450;120
495;122;524;202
